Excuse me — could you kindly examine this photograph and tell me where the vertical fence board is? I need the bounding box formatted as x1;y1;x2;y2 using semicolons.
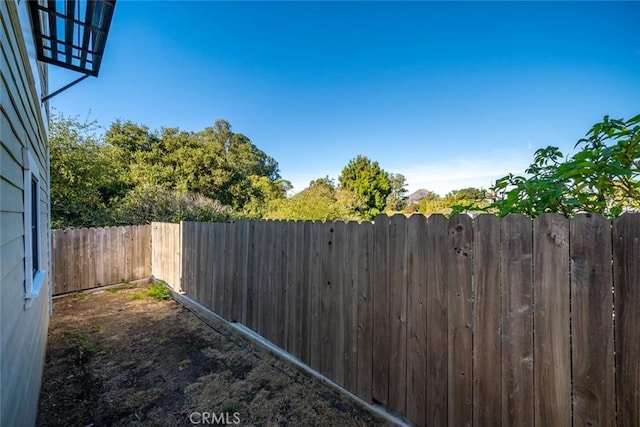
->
425;214;448;426
500;214;533;427
182;222;193;298
389;214;408;415
333;221;346;387
253;221;266;336
473;214;502;426
357;221;373;402
245;221;256;328
238;220;250;325
293;221;305;360
447;214;474;427
571;213;615;427
285;221;298;356
276;221;287;347
372;214;390;405
52;224;154;295
309;221;322;372
533;214;571;427
321;221;336;381
344;221;359;394
262;221;275;341
222;223;233;320
613;213;640;427
406;214;427;426
229;222;239;321
299;221;313;365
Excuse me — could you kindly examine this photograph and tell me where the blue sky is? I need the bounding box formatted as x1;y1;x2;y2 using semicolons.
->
48;1;640;196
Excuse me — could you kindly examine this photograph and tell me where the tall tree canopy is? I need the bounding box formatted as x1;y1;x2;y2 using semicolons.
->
385;173;409;212
265;177;363;221
338;155;392;220
50;112;287;227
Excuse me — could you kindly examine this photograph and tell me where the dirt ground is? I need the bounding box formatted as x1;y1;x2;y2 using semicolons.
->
37;284;389;426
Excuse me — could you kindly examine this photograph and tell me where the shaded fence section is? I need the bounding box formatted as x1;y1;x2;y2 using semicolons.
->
151;213;640;427
51;225;151;295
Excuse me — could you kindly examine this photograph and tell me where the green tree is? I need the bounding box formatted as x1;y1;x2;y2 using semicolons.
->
338;155;391;220
265;177;362;221
103;118;287;217
486;114;640;217
50;113;287;227
49;111;122;227
112;184;229;225
385;173;408;212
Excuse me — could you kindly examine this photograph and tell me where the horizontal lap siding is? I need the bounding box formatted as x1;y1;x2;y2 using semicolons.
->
1;2;51;427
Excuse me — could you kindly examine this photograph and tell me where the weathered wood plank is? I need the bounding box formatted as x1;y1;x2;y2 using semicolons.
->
356;221;373;402
500;214;533;427
321;221;336;380
473;214;502;426
372;214;390;405
332;221;347;387
425;214;448;426
388;214;408;415
244;221;255;327
613;213;640;427
571;213;614;427
344;221;359;394
299;220;313;365
406;214;427;425
252;221;266;335
260;221;277;343
238;220;250;325
275;220;287;348
309;221;323;371
533;214;571;427
285;220;299;356
447;214;474;427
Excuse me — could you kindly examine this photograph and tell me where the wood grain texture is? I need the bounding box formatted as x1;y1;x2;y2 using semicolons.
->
425;214;448;426
52;225;152;295
533;214;571;427
309;221;323;372
447;214;474;427
332;221;347;387
500;214;533;427
473;214;502;426
372;214;390;405
356;221;374;402
321;221;336;381
344;221;359;394
613;213;640;427
388;214;408;415
570;213;615;427
406;214;427;426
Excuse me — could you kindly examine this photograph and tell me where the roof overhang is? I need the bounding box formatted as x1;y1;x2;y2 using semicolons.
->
27;0;116;77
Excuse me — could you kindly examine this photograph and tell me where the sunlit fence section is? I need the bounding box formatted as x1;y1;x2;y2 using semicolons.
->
149;213;639;427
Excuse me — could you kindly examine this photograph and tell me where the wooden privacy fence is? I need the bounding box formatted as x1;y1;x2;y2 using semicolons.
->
51;225;151;295
152;214;640;427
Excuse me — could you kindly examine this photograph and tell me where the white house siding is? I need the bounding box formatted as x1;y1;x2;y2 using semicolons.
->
1;1;51;426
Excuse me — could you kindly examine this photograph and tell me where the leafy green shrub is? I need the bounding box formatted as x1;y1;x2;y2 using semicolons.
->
146;283;171;300
480;114;639;218
113;185;229;225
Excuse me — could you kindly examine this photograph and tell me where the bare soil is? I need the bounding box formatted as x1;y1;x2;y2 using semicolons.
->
37;284;388;426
